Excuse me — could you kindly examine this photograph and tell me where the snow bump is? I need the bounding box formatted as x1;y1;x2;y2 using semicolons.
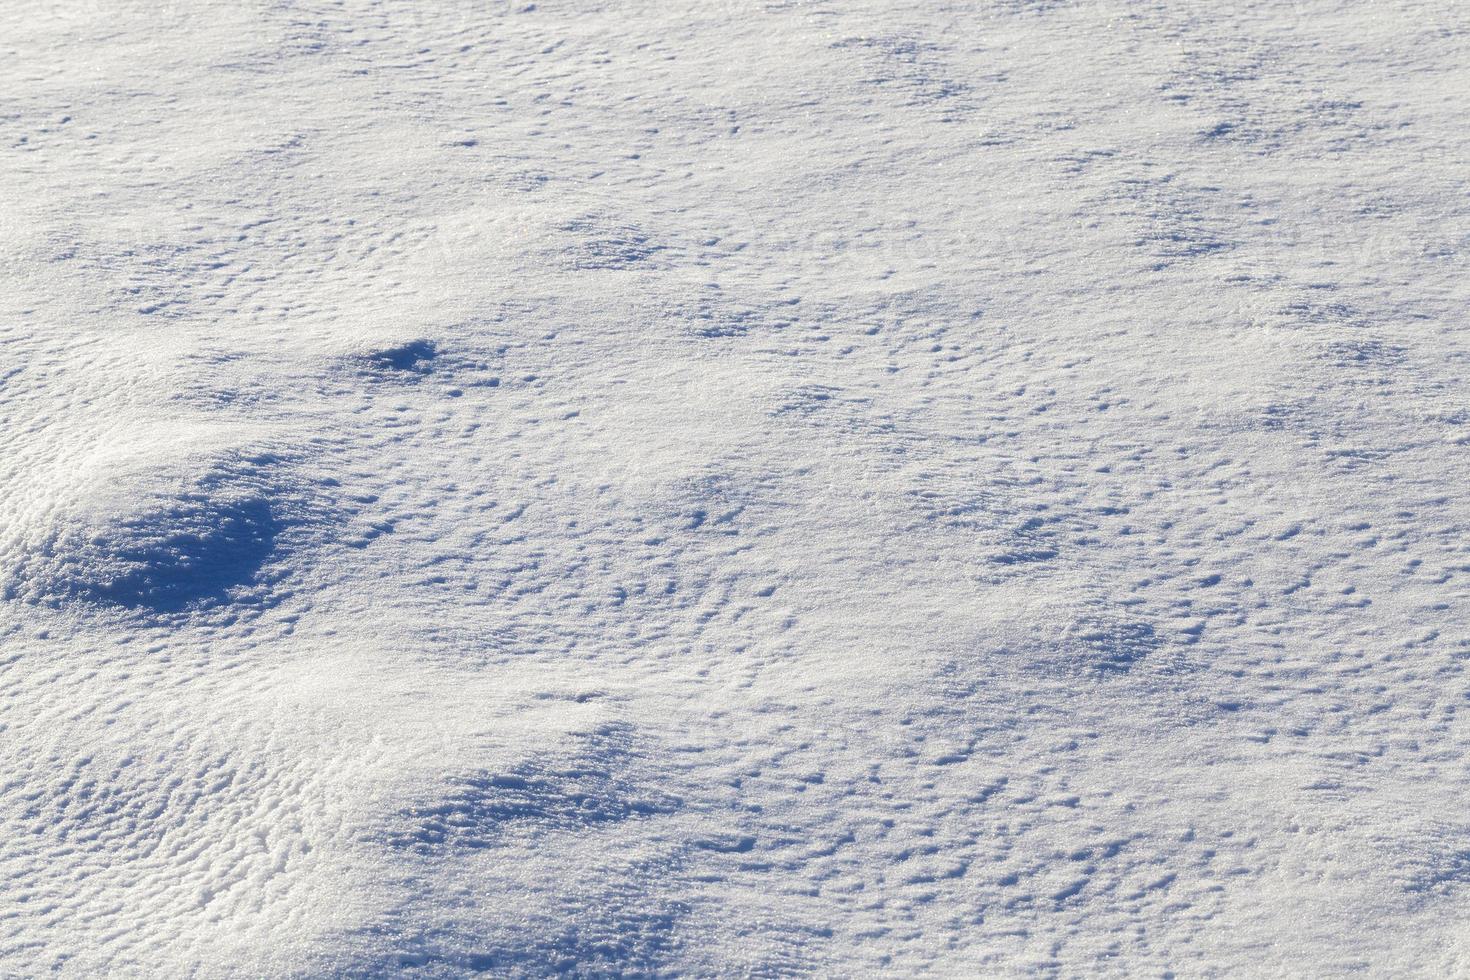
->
4;438;306;611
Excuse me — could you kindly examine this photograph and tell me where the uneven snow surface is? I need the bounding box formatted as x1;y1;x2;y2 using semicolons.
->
4;0;1470;975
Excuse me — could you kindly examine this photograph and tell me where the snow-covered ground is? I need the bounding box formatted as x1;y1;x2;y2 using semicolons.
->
4;0;1470;974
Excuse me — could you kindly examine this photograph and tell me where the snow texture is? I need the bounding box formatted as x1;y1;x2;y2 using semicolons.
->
3;0;1470;975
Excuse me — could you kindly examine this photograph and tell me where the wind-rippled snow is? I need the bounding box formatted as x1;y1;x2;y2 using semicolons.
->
3;0;1469;974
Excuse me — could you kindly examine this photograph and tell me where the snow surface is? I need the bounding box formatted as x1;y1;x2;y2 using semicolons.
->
4;0;1470;975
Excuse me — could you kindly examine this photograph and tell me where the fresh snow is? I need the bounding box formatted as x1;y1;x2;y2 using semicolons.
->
3;0;1470;975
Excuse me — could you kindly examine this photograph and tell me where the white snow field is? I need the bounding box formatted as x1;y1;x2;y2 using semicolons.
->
3;0;1470;974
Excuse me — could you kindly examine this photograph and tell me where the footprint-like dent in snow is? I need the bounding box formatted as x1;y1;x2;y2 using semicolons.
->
1394;821;1470;897
556;213;663;270
356;338;439;375
328;330;504;390
384;723;681;854
670;293;772;339
1013;607;1164;678
906;477;1069;569
647;467;782;540
1065;616;1162;675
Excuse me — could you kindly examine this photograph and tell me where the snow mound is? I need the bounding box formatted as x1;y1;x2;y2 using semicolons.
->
4;438;301;611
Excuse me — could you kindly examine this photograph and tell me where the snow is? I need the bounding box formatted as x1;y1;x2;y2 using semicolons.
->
3;0;1470;974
